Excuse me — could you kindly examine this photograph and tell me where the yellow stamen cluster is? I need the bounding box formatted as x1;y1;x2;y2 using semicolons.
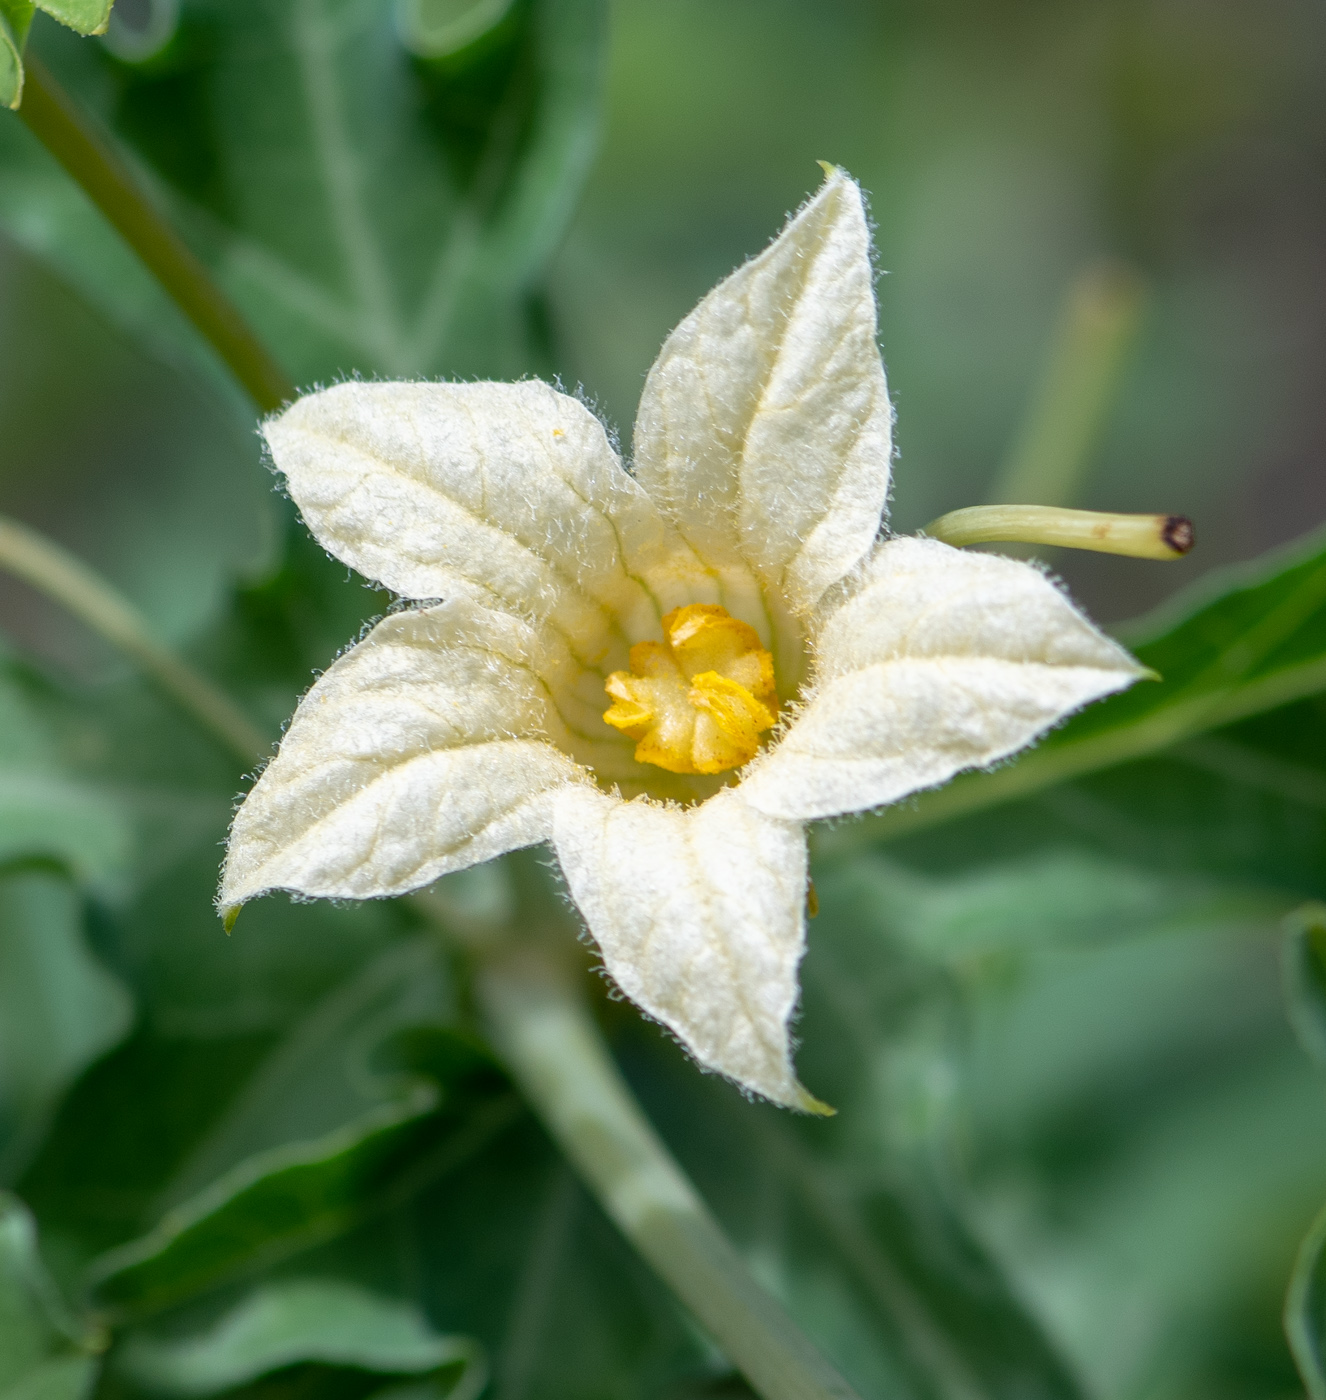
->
603;604;778;775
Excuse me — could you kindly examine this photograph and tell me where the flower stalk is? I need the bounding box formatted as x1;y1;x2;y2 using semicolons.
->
16;55;294;414
0;512;266;765
924;504;1194;560
474;943;862;1400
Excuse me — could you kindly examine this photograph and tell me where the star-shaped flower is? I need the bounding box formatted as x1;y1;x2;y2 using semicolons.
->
219;169;1144;1110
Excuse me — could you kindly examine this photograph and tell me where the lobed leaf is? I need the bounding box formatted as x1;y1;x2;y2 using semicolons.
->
0;0;607;385
117;1277;482;1396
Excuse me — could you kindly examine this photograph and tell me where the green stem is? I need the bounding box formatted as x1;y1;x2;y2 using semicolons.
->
475;946;862;1400
17;55;294;414
0;513;267;765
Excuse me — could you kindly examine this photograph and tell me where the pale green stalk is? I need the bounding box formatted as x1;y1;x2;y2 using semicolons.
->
0;513;266;765
16;56;294;414
474;944;863;1400
924;504;1193;560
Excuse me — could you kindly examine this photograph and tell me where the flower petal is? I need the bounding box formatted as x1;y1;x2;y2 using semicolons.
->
633;168;893;619
739;537;1147;822
552;785;821;1110
219;599;583;915
265;380;707;669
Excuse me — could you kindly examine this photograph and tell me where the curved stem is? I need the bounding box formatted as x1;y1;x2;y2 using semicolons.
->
475;945;862;1400
924;504;1193;560
0;513;267;765
17;56;295;414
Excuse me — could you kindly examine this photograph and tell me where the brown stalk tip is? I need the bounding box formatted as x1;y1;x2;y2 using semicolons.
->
1161;516;1196;555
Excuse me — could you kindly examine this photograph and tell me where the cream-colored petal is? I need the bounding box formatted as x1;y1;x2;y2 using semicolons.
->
633;169;893;622
552;785;820;1110
219;599;583;915
264;380;710;669
739;537;1146;822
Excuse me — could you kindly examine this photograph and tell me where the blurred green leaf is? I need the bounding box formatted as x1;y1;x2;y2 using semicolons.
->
0;1192;99;1400
82;940;515;1321
822;850;1321;1400
152;938;458;1201
118;1277;482;1396
0;870;131;1183
17;928;454;1268
0;237;275;673
83;1086;441;1321
0;651;129;893
399;0;518;60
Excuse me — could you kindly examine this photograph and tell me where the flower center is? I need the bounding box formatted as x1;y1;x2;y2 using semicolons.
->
602;604;779;775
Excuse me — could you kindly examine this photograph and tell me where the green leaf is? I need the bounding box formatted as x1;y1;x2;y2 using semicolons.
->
0;1193;99;1400
3;0;606;385
81;940;515;1321
0;5;28;111
0;871;132;1183
33;0;110;38
18;930;452;1265
118;1277;482;1396
84;1089;442;1320
0;653;130;895
84;1070;519;1323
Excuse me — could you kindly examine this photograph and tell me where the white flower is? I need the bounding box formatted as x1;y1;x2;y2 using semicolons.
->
219;169;1144;1111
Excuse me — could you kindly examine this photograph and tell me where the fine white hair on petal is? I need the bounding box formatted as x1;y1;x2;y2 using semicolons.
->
633;168;894;624
219;598;584;915
263;379;712;671
551;784;820;1110
738;536;1148;823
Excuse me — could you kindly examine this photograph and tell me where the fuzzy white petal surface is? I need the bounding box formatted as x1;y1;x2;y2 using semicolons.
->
220;600;583;913
739;537;1146;822
265;380;709;668
552;785;816;1109
633;170;893;619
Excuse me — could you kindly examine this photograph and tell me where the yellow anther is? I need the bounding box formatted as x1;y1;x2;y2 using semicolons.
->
603;604;778;775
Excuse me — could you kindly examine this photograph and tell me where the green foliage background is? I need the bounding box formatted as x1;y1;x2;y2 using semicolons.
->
0;2;1325;1399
